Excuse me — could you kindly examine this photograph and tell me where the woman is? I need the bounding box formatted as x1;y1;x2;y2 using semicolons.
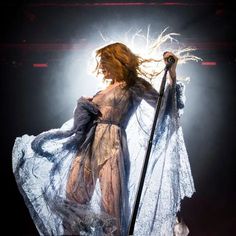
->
12;42;195;236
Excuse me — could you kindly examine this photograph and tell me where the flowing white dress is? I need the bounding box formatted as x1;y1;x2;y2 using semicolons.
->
12;77;195;235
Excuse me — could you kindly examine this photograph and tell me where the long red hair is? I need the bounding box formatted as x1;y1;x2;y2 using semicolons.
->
94;40;200;88
95;42;143;87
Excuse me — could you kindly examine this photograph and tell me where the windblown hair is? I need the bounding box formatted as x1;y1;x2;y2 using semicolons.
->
95;42;159;88
94;31;201;87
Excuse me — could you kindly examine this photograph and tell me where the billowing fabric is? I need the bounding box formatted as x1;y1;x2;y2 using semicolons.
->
12;77;195;236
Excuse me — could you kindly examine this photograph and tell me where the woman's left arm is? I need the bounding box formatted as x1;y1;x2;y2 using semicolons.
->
142;52;185;111
164;52;186;113
163;51;178;87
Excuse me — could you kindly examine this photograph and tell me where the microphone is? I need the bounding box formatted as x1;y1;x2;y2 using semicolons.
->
166;56;175;64
163;51;176;65
163;52;175;71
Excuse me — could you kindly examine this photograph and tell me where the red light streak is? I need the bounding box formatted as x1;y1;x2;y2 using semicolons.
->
201;61;217;66
33;63;48;68
28;2;214;8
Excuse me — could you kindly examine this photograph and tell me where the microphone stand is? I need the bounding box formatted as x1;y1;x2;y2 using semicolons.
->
128;57;175;235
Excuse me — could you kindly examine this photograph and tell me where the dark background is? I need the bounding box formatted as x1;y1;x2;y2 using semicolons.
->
1;1;236;235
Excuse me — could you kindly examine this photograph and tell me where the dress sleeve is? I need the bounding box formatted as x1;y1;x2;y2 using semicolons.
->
175;81;186;110
133;77;186;114
166;80;186;117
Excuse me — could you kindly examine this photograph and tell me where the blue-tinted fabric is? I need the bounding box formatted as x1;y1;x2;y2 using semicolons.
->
12;78;195;235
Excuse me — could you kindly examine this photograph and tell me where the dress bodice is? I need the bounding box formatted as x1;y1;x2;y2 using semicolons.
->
92;78;159;128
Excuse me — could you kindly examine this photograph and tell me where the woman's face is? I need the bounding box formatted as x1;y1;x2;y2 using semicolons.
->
100;56;112;80
101;64;111;80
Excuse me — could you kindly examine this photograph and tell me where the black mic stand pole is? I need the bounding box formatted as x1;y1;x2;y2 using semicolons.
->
128;57;175;236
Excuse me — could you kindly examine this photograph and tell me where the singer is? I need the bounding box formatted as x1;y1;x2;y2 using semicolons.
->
12;42;195;235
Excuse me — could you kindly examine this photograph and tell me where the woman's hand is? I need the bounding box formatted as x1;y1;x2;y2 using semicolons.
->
163;51;178;86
